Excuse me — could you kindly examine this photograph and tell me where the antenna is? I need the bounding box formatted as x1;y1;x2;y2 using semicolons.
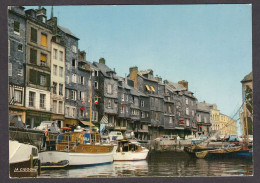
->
51;5;54;18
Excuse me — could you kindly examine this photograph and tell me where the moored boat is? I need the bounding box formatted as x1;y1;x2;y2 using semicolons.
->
9;140;40;178
39;131;116;166
113;140;149;161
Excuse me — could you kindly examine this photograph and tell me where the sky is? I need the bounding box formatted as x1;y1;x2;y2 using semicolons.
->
25;5;252;131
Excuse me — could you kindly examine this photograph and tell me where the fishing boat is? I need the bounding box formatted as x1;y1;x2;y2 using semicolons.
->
39;131;117;166
9;140;40;177
113;140;149;161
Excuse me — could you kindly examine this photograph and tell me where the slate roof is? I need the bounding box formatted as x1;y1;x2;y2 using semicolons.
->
58;25;79;39
93;62;114;77
197;102;211;112
165;80;187;91
241;72;252;83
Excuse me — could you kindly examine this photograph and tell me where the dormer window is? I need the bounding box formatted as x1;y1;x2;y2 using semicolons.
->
42;16;46;23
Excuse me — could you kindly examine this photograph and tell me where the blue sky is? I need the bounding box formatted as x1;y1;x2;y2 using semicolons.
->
26;5;252;124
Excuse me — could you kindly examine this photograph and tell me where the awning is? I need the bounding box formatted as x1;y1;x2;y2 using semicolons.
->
150;86;155;92
80;107;86;110
80;121;94;126
100;115;108;124
145;85;150;91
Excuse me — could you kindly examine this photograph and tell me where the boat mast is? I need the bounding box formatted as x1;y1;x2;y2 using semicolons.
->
89;74;93;133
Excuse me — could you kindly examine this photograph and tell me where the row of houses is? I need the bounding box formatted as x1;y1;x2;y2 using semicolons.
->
8;6;237;140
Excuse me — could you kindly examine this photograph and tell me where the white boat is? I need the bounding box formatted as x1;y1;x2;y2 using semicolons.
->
113;140;149;161
9;140;39;177
40;131;117;166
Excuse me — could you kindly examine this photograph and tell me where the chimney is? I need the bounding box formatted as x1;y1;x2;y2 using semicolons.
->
99;58;105;64
155;76;162;83
178;80;188;90
78;50;86;61
129;66;138;89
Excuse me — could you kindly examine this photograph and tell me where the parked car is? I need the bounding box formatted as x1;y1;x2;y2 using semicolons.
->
34;121;60;133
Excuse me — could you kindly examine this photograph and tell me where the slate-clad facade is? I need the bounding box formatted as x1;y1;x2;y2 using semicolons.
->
8;6;27;123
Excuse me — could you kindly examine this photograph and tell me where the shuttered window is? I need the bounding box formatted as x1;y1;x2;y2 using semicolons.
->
14;21;20;34
30;49;37;64
41;33;47;47
29;69;37;84
31;27;37;43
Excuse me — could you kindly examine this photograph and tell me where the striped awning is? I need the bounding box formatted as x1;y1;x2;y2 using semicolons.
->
145;85;150;91
100;115;108;124
150;86;155;92
80;121;94;126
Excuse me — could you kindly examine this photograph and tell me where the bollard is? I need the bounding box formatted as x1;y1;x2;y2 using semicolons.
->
38;159;41;176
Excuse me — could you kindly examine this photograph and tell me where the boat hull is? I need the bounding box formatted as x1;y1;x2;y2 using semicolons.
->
113;149;149;161
39;150;114;166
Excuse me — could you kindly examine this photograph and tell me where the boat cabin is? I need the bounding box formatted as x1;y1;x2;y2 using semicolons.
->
117;140;142;152
56;132;114;153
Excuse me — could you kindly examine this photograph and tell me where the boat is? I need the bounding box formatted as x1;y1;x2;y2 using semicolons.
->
39;131;117;166
9;140;40;178
113;140;149;161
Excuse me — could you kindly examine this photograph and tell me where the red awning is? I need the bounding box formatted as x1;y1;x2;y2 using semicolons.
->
80;107;86;110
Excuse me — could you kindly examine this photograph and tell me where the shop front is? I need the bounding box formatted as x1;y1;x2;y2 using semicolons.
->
26;110;51;129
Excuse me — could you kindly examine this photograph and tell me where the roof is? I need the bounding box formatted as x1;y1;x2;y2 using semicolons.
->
58;25;79;39
241;72;252;83
197;102;210;113
93;62;114;77
165;81;187;91
130;86;146;97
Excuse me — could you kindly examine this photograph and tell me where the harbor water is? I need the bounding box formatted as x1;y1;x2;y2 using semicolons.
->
39;151;253;178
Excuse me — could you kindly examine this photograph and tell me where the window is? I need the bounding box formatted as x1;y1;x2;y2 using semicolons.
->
192;110;194;117
141;100;144;107
141;111;145;118
71;90;77;100
59;66;63;77
66;76;70;84
185;98;188;105
80;76;84;85
29;91;35;107
186;119;190;126
40;94;45;108
79;91;85;100
31;27;37;43
72;74;77;83
53;49;57;59
126;95;128;101
94;70;98;76
41;33;47;47
126;107;128;113
42;17;46;23
8;63;12;76
72;45;77;53
108;99;112;108
120;106;124;113
65;89;69;99
53;82;57;94
40;53;47;66
59;84;63;96
14;90;22;104
18;44;23;51
107;84;112;94
30;49;37;64
204;117;207;123
169;117;173;124
72;108;76;117
94;81;98;89
40;75;46;86
65;106;69;116
8;40;10;57
155;112;159;121
186;107;189;115
53;100;57;113
59;51;63;61
80;109;84;118
53;65;57;76
14;21;20;34
58;101;63;113
92;111;98;122
72;59;76;67
121;93;124;101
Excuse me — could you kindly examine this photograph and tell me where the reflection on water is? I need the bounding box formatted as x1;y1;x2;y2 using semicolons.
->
40;152;253;178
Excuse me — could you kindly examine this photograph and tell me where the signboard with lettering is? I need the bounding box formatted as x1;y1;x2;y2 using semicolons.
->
83;133;90;144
